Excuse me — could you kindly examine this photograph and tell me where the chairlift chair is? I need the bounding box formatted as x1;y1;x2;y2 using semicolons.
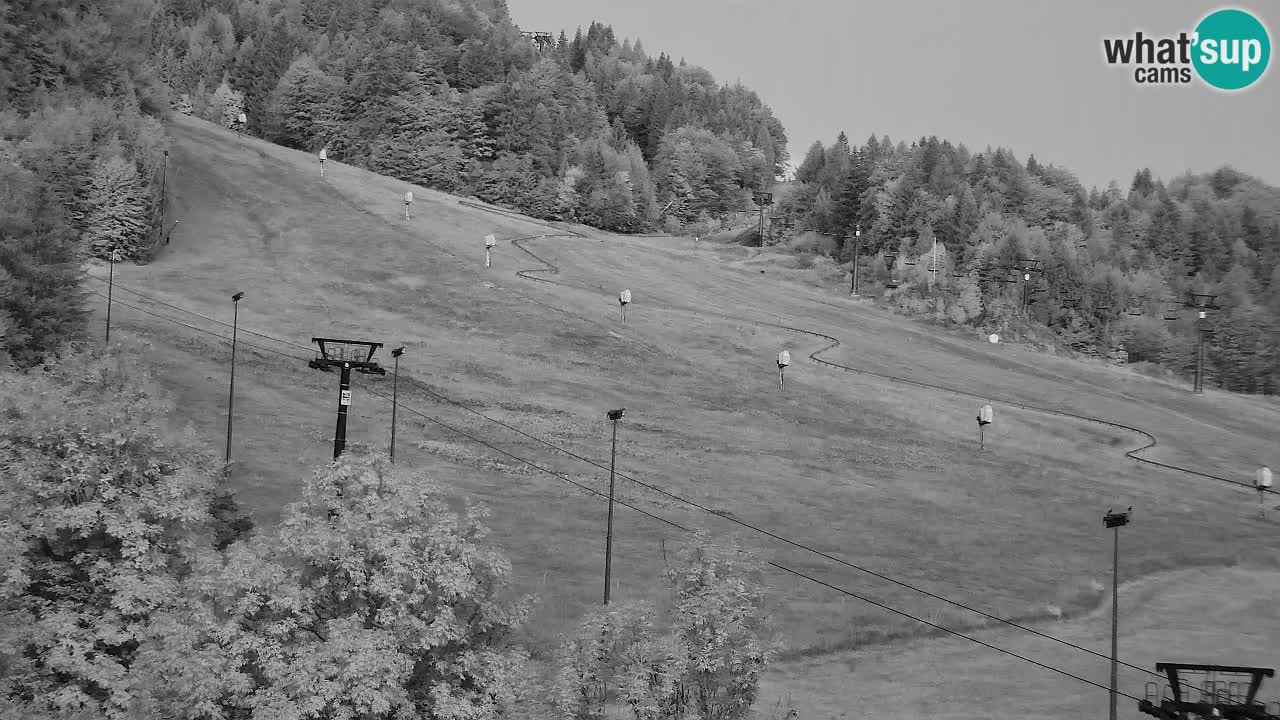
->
882;252;901;288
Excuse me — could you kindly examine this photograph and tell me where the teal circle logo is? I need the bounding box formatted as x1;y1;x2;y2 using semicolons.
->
1192;8;1270;90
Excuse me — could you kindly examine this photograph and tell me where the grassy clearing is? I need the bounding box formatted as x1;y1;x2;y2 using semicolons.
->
759;564;1280;720
95;116;1280;708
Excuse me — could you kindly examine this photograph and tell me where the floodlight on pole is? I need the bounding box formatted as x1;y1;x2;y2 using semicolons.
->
603;408;626;605
389;346;405;463
1103;507;1132;720
160;150;169;229
777;349;790;389
225;291;244;465
619;289;631;323
484;234;496;267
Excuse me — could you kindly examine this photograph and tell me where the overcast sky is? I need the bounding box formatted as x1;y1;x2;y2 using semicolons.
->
508;0;1279;191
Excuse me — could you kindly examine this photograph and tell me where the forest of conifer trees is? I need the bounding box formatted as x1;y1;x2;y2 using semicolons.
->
777;134;1280;393
154;0;788;233
1;0;1277;385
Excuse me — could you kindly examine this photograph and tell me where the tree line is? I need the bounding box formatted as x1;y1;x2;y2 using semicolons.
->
1;0;172;366
0;348;779;720
153;0;787;233
0;0;786;368
778;134;1280;394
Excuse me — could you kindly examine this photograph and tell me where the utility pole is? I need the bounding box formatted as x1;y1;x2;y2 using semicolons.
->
105;248;119;344
309;339;386;460
225;292;244;464
1104;508;1132;720
849;225;862;296
389;346;404;462
603;408;626;604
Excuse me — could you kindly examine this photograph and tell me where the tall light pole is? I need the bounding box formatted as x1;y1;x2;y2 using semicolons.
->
603;407;625;605
850;225;863;296
225;292;244;464
105;247;120;344
1104;507;1132;720
159;150;168;229
389;346;404;462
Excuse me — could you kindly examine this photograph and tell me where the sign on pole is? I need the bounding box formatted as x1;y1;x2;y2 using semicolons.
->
404;191;413;219
340;389;352;406
485;234;496;267
1259;467;1273;519
619;289;631;322
318;147;327;176
976;403;993;450
777;349;790;389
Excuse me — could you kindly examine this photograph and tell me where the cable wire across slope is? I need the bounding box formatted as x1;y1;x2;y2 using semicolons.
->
85;278;1146;703
85;149;1269;702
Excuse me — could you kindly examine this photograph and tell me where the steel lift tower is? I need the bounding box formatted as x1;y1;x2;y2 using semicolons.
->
1140;664;1280;719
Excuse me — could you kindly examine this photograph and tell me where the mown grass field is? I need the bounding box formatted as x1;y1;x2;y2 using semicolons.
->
94;115;1280;717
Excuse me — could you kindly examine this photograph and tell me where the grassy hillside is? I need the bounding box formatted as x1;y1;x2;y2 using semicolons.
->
761;565;1280;719
93;115;1280;713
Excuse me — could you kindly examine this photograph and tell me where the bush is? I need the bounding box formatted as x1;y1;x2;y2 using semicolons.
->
137;453;534;720
789;231;838;257
553;536;778;720
0;349;243;717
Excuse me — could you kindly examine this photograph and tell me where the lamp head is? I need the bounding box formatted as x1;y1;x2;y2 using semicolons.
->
232;292;244;302
607;408;625;421
392;347;405;358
